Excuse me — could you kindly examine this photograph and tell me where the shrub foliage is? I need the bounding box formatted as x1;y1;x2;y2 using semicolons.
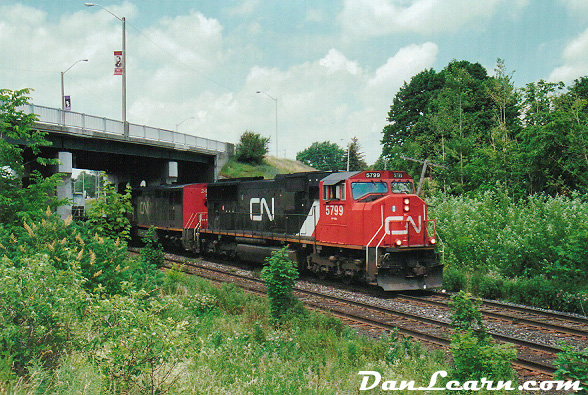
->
234;130;270;164
450;291;517;382
261;247;299;321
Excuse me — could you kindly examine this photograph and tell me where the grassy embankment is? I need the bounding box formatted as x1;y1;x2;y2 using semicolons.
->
220;155;315;179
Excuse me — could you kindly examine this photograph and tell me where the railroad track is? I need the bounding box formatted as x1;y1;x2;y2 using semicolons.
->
397;292;588;340
158;253;587;378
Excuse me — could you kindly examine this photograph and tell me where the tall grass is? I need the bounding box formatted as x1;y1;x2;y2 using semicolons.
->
4;266;459;394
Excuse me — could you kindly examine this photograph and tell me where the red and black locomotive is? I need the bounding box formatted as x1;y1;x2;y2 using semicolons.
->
133;170;442;291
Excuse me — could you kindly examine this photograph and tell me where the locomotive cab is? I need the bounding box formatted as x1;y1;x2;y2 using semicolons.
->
316;171;442;290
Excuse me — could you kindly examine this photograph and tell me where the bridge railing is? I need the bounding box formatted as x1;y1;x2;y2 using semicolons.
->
21;104;228;153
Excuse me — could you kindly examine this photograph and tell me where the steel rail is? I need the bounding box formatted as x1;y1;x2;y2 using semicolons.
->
161;255;558;376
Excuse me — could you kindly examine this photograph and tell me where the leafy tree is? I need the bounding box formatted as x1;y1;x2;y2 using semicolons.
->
381;59;523;194
517;79;588;195
0;88;62;225
475;60;523;196
381;68;444;174
347;136;368;171
235;131;270;164
430;61;497;193
296;141;345;170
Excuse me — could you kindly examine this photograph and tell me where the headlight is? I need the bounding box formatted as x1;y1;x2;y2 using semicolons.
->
429;237;437;245
395;239;402;247
403;198;410;205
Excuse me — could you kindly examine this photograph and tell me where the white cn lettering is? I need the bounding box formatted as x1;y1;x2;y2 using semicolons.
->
384;215;422;235
249;197;275;221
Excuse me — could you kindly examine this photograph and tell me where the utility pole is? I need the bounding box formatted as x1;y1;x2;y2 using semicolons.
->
400;156;447;196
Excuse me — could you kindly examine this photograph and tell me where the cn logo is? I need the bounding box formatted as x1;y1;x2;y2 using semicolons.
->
250;197;274;221
384;216;422;235
139;201;150;215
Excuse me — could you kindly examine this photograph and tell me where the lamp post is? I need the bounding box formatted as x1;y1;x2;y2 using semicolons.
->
61;59;88;124
176;116;195;132
85;3;126;133
256;91;278;157
346;143;350;172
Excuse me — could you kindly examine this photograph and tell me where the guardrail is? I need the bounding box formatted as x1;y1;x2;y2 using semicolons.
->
21;104;228;153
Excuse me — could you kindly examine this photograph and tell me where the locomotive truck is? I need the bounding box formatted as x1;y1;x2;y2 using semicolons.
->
133;170;442;291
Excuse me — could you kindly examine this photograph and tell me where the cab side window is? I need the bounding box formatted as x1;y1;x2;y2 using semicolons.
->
323;182;346;201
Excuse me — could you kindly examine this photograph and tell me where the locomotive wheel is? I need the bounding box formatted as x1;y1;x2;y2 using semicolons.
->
317;266;328;280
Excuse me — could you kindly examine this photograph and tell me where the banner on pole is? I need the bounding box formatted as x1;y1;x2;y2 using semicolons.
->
114;51;123;75
64;96;71;111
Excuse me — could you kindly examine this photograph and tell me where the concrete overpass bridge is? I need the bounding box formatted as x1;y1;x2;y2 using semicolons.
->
20;104;234;217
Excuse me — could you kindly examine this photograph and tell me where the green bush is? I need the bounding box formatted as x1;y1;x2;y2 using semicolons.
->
430;192;588;313
126;227;165;293
261;247;299;322
86;178;133;241
450;291;517;381
234;130;270;164
555;345;588;394
451;330;517;382
0;214;134;295
140;227;164;269
475;273;505;300
85;291;193;394
443;266;467;291
0;254;88;374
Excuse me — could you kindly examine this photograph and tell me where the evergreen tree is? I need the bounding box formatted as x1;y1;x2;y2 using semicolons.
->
347;137;368;171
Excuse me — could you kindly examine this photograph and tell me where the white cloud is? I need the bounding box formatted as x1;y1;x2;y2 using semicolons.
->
559;0;588;16
319;49;361;75
367;42;438;88
0;2;438;164
225;0;261;17
339;0;528;38
239;45;437;162
549;27;588;83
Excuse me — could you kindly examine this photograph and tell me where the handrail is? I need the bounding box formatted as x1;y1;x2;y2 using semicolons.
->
20;103;228;153
365;205;385;277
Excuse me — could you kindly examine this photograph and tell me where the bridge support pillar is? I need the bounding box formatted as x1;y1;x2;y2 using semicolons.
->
55;151;73;219
166;161;178;184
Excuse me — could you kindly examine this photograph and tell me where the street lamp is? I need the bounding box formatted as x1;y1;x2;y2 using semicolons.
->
85;3;127;132
256;91;278;157
61;59;88;124
176;116;195;132
346;143;350;172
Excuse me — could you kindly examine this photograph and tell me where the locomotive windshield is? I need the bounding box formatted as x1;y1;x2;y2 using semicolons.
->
351;181;388;200
390;181;414;194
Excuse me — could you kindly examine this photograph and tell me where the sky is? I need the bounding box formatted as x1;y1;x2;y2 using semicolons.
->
2;1;588;165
